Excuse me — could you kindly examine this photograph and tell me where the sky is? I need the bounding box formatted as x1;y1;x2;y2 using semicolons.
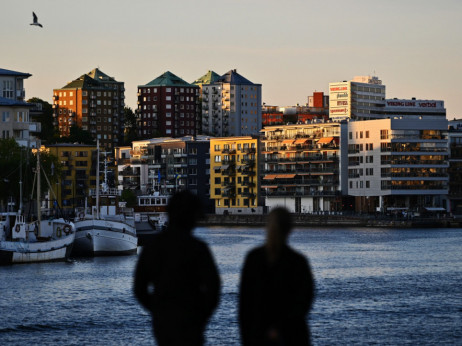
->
2;0;462;118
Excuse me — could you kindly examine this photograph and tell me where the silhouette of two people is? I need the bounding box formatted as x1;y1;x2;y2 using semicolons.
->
135;193;314;346
239;207;315;346
134;190;220;346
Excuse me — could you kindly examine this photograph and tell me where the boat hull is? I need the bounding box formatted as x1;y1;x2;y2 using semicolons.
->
0;236;74;265
72;219;137;256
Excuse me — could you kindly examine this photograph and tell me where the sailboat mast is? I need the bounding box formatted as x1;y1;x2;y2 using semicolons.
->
37;148;41;238
96;140;100;219
19;147;23;215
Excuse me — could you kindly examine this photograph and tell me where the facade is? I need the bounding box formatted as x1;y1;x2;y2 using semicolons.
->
202;69;262;137
329;76;386;121
210;137;261;214
448;120;462;215
261;122;346;213
52;68;125;150
308;91;329;109
137;71;200;139
347;118;449;213
0;68;40;147
147;137;212;212
45;143;97;216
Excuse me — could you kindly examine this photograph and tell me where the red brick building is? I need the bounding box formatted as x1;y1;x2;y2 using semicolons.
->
137;71;200;138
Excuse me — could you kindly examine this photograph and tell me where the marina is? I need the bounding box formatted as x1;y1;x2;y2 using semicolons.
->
0;226;461;345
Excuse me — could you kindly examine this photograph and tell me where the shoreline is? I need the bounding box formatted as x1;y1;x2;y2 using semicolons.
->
197;214;462;228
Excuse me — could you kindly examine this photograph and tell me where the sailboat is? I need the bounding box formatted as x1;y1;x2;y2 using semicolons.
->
0;148;76;265
72;141;137;256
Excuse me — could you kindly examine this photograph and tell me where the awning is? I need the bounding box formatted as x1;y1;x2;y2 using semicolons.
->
282;140;294;144
262;185;278;189
317;137;334;144
276;174;296;179
294;139;308;144
424;207;446;212
221;164;229;170
263;174;277;180
387;207;408;211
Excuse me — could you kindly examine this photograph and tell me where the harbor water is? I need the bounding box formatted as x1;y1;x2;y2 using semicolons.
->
1;226;461;345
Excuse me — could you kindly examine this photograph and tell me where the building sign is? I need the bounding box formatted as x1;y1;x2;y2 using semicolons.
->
385;99;444;110
329;82;351;118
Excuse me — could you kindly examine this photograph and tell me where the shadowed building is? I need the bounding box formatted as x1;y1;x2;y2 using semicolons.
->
137;71;200;138
52;68;125;150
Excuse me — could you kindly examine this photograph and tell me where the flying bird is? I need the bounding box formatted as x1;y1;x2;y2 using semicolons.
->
30;12;43;28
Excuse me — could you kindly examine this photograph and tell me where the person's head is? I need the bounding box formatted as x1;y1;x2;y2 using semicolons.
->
266;207;292;261
167;190;203;233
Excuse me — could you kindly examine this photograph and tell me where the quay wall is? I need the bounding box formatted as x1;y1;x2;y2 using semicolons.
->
198;214;462;228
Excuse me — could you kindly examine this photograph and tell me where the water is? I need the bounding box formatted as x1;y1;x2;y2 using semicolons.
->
1;227;462;345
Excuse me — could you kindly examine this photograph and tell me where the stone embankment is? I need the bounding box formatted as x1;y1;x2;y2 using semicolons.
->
198;214;462;228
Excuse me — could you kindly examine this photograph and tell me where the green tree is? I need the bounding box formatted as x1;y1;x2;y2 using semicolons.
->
27;97;57;143
0;139;61;211
56;125;94;145
123;106;139;145
120;189;137;208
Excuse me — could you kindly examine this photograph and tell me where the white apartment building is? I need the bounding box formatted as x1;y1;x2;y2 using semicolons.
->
261;121;348;213
329;76;386;121
0;68;40;147
202;69;262;137
347;118;449;213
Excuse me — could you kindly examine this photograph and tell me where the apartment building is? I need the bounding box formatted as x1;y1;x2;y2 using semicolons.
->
193;70;221;95
261;122;347;213
448;120;462;216
0;68;40;147
347;118;449;213
202;69;262;137
45;143;97;215
137;71;200;138
329;76;386;121
210;137;261;214
52;68;125;150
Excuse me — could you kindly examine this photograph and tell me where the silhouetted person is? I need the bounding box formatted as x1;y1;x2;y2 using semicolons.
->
239;207;315;346
134;190;221;346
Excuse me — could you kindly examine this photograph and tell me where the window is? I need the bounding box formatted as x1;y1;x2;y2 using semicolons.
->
166;88;171;92
2;81;13;98
214;155;221;162
366;131;370;138
380;130;389;140
349;132;352;140
366;181;370;188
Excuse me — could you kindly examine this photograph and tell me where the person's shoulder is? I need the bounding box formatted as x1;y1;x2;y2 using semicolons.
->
245;245;266;261
286;246;309;265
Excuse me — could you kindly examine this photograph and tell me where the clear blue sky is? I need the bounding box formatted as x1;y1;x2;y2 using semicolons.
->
2;0;461;118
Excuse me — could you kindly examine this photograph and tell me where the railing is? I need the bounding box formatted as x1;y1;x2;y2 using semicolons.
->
261;190;341;197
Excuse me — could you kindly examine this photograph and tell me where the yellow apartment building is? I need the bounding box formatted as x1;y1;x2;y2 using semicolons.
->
45;143;97;216
210;136;261;214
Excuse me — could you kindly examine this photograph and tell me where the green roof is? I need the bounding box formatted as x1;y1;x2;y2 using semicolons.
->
140;71;194;88
192;70;220;86
61;74;104;89
86;68;117;82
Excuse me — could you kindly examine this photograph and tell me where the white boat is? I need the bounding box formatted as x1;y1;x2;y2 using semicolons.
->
0;149;75;265
72;142;137;256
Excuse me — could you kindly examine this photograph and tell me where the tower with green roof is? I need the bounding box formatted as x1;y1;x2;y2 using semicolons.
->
52;68;125;151
137;71;200;139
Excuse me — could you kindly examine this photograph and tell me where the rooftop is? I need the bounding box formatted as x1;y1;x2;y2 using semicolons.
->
192;70;221;85
140;71;195;88
59;74;105;90
0;68;32;78
86;68;118;83
216;69;257;85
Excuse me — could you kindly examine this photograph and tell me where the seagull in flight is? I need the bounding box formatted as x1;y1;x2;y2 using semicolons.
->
30;12;43;28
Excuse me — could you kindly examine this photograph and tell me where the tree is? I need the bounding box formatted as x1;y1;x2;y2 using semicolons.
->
27;97;57;143
123;106;139;145
120;189;137;208
56;125;94;145
0;139;61;212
